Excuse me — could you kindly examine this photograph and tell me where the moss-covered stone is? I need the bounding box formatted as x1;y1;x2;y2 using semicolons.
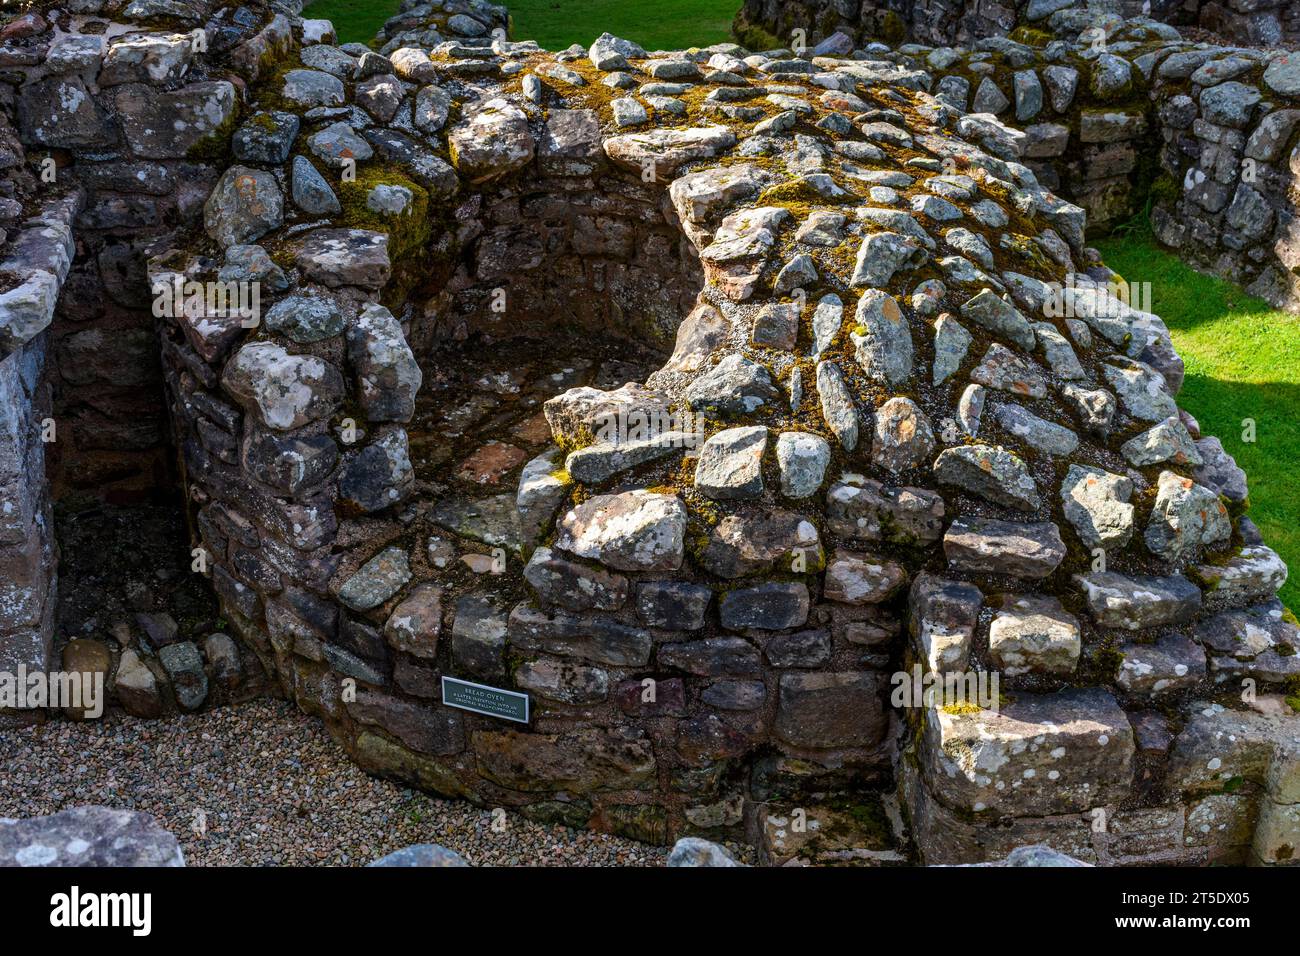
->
336;165;432;263
603;803;670;844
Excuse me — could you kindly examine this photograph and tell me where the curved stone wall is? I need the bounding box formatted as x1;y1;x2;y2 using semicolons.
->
1;0;1297;864
734;0;1300;51
167;2;1300;861
734;6;1300;312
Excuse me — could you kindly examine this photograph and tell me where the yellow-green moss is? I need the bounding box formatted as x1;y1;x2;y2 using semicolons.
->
336;164;432;263
246;44;307;114
249;111;282;133
874;10;906;46
1149;173;1179;205
185;104;242;162
760;180;839;206
732;17;782;52
1093;645;1125;680
554;423;596;454
1008;26;1053;48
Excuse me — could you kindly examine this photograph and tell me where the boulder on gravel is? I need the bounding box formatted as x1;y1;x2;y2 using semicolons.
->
0;807;184;867
368;844;470;867
667;837;744;866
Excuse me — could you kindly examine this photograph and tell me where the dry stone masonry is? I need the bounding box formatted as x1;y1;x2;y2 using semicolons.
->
0;0;1297;865
0;90;72;685
738;0;1300;310
736;0;1300;52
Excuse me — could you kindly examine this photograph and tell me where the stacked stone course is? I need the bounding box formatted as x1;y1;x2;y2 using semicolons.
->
0;0;314;712
0;0;1296;865
737;2;1300;312
735;0;1300;51
0;68;75;683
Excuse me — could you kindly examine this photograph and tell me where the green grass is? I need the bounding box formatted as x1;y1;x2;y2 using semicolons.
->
302;0;402;46
303;0;738;49
508;0;737;51
1095;234;1300;610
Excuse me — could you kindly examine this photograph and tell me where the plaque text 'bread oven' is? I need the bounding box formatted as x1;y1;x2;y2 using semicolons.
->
442;677;530;724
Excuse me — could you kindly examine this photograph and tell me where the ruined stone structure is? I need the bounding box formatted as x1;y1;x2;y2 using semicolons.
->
0;92;71;686
0;0;1298;865
735;0;1300;52
736;2;1300;310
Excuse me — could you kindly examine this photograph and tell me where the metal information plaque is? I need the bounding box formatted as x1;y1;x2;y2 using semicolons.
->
441;676;530;723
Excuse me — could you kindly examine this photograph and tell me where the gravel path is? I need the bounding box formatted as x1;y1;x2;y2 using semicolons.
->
0;699;704;867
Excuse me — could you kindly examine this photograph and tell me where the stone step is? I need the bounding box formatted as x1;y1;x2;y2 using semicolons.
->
758;793;909;866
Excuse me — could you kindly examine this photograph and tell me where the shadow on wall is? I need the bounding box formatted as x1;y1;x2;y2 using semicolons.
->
1098;233;1300;609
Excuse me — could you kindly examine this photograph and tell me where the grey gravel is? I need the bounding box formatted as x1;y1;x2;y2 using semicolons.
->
0;700;751;867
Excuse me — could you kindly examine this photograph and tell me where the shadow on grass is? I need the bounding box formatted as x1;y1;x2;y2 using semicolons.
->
1099;243;1286;331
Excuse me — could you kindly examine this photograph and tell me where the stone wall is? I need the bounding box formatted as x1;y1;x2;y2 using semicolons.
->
10;3;295;502
132;0;1299;863
894;21;1187;234
1149;52;1300;307
734;0;1300;50
736;5;1300;310
0;1;308;714
2;0;1298;865
431;171;703;352
1166;0;1299;46
0;71;77;688
908;25;1300;310
0;335;57;680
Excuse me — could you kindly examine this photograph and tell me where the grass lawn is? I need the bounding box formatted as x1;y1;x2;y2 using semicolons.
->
302;0;402;45
302;0;738;49
507;0;737;51
1096;234;1300;610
